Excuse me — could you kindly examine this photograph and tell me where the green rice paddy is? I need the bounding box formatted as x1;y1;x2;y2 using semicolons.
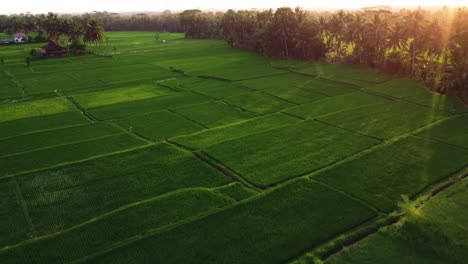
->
0;31;466;263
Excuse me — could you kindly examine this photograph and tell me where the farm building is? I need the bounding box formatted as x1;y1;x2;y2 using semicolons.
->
41;41;68;57
14;33;28;43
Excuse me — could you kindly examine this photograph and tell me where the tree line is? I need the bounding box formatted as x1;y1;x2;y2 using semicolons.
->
176;7;468;101
1;7;467;100
0;13;104;47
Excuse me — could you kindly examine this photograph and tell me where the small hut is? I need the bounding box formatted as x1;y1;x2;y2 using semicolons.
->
41;41;68;57
14;33;28;43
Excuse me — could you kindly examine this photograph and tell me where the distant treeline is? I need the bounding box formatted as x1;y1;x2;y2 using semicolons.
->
1;7;467;100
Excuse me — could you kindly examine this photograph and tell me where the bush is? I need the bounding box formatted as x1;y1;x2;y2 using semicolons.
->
30;48;43;58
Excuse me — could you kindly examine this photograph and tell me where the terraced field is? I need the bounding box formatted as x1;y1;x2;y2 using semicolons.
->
0;32;467;263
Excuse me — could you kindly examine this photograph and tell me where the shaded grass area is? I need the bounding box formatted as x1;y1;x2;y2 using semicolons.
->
0;133;147;177
0;189;234;263
114;110;204;141
416;114;468;149
0;111;90;139
172;101;254;128
0;97;75;122
214;182;258;202
0;123;121;157
13;143;229;237
205;121;379;187
172;113;301;149
326;180;468;264
263;85;328;104
73;83;174;109
318;101;449;140
406;92;468;114
283;91;391;120
85;179;377;264
0;179;31;247
364;78;430;99
313;136;468;212
223;91;295;115
0;71;21;99
89;92;211;120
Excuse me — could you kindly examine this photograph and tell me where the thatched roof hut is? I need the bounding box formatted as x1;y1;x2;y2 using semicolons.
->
41;41;68;57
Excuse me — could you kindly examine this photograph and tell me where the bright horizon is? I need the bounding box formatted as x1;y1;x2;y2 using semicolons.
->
2;0;466;14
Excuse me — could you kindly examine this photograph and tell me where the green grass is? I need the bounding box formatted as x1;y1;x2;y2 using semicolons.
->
114;110;204;141
283;91;391;119
0;123;121;157
0;178;31;247
318;101;449;139
0;111;90;140
73;83;174;109
0;71;21;99
84;178;377;264
0;133;147;177
171;113;301;149
205;120;379;187
89;92;211;120
263;85;328;104
0;97;75;122
364;78;430;99
326;180;468;264
416;115;468;149
214;182;258;201
13;143;229;236
406;92;468;114
223;91;295;115
0;188;234;263
172;101;254;128
313;136;468;212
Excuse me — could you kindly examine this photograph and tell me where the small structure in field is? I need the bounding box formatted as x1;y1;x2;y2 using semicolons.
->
41;41;68;57
14;33;28;43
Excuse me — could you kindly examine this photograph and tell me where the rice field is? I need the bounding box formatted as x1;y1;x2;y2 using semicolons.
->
0;31;466;263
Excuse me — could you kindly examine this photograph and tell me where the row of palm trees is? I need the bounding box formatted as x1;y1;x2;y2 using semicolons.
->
177;7;467;101
3;13;104;47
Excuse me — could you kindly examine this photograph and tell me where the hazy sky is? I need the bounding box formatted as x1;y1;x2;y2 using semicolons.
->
2;0;466;14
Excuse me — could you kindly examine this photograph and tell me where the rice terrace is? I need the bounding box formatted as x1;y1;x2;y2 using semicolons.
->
0;1;468;264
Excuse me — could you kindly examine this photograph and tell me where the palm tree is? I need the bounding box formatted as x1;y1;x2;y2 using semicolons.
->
83;19;104;47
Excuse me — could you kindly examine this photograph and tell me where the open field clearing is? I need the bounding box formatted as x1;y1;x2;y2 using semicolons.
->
312;136;468;212
1;143;228;244
325;180;468;264
0;31;466;263
82;179;377;264
172;113;301;149
204;120;379;187
317;101;449;140
0;111;90;139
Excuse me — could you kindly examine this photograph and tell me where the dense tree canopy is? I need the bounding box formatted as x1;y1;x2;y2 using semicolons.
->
1;7;467;101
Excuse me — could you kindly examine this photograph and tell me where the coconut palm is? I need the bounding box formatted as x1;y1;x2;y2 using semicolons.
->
83;19;104;47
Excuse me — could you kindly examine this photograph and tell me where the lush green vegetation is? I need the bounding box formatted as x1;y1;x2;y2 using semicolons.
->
172;113;301;149
0;31;466;263
0;188;234;263
83;179;377;264
205;121;379;187
326;180;468;264
313;136;468;212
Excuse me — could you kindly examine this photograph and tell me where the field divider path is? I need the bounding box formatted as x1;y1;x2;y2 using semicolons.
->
107;121;154;144
65;96;98;122
232;72;290;82
0;187;234;252
313;119;384;142
165;141;262;192
2;67;28;96
167;108;209;129
10;177;37;239
292;166;468;264
217;99;260;117
0;144;154;181
0;133;128;159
